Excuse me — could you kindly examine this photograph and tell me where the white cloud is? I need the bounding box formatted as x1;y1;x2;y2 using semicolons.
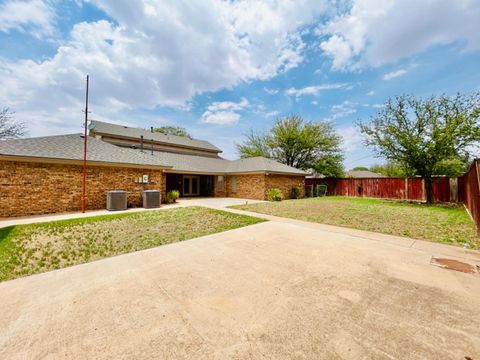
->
285;83;350;98
201;111;241;125
366;90;375;96
340;125;363;153
251;103;280;118
362;102;384;109
382;69;407;80
0;0;329;135
264;110;280;117
264;87;279;95
0;0;55;39
201;98;249;125
319;0;480;70
204;98;249;112
330;100;357;119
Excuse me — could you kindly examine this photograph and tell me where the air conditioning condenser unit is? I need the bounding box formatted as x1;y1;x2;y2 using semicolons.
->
106;190;128;211
143;190;160;209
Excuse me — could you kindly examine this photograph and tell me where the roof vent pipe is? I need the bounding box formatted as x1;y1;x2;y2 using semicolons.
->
151;126;154;133
140;135;144;152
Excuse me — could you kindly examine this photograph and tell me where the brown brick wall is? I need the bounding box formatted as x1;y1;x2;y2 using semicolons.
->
1;160;305;217
0;160;163;217
213;173;304;200
265;174;305;199
224;174;266;200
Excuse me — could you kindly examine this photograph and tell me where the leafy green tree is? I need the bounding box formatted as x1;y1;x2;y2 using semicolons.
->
154;126;191;138
237;130;271;158
433;158;467;177
0;107;25;139
358;93;480;203
351;166;369;171
237;115;344;177
369;162;409;177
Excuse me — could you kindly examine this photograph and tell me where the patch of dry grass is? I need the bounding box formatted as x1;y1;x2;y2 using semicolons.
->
232;197;479;249
0;206;264;282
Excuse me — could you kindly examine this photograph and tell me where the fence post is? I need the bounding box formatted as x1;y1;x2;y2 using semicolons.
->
421;178;425;201
404;178;408;200
449;177;458;202
476;160;480;192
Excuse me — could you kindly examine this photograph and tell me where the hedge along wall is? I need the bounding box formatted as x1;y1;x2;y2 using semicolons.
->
0;160;164;217
458;159;480;233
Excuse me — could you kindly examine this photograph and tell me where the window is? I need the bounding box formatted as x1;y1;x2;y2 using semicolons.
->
217;175;224;191
232;176;238;193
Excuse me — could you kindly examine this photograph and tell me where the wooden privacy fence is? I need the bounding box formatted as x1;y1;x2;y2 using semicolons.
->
458;159;480;233
305;159;480;232
306;177;455;202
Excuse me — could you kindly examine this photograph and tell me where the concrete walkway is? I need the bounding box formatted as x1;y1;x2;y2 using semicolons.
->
0;200;479;359
0;197;264;228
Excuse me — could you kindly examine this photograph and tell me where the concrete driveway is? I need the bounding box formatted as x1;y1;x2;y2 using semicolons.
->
1;208;480;359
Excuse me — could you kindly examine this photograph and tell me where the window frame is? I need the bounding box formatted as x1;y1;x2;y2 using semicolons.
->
217;175;224;192
232;176;238;193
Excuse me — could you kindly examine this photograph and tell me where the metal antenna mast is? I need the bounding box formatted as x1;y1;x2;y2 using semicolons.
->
82;75;89;213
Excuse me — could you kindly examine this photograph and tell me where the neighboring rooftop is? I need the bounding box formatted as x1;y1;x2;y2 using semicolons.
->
0;134;171;168
89;120;222;154
345;170;384;178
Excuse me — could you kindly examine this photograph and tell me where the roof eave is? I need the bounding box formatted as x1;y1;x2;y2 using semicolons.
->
165;168;307;176
0;154;173;170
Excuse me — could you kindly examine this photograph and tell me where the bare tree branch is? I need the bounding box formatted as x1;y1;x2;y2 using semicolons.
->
0;108;26;139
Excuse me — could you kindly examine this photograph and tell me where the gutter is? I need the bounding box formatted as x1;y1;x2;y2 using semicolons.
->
163;169;307;176
0;155;173;170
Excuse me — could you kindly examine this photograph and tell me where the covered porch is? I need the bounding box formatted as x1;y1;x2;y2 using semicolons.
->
165;173;216;197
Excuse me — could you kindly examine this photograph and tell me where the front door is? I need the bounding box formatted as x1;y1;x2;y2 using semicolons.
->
183;175;200;196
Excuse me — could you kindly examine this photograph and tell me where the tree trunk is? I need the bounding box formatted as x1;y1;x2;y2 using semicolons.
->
425;177;434;205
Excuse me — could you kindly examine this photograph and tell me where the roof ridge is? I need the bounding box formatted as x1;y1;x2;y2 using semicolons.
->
89;120;222;152
90;119;212;142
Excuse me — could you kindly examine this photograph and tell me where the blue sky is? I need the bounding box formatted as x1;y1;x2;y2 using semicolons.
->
1;0;479;168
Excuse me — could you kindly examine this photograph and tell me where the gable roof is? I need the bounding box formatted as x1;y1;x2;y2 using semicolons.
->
0;134;171;168
90;120;222;153
147;151;308;175
0;134;307;176
226;157;308;175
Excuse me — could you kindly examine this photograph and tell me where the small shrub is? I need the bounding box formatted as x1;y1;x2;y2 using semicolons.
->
267;188;284;201
291;186;302;199
165;190;180;204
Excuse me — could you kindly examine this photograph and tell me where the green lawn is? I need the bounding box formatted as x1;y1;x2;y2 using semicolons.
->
232;196;479;249
0;206;264;282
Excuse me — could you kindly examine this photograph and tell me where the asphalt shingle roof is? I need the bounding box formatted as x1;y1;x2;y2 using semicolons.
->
145;151;308;175
345;170;384;178
90;120;222;153
0;134;171;168
0;134;308;175
226;157;308;175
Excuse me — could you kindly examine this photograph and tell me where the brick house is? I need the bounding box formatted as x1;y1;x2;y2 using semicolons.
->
0;120;307;217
